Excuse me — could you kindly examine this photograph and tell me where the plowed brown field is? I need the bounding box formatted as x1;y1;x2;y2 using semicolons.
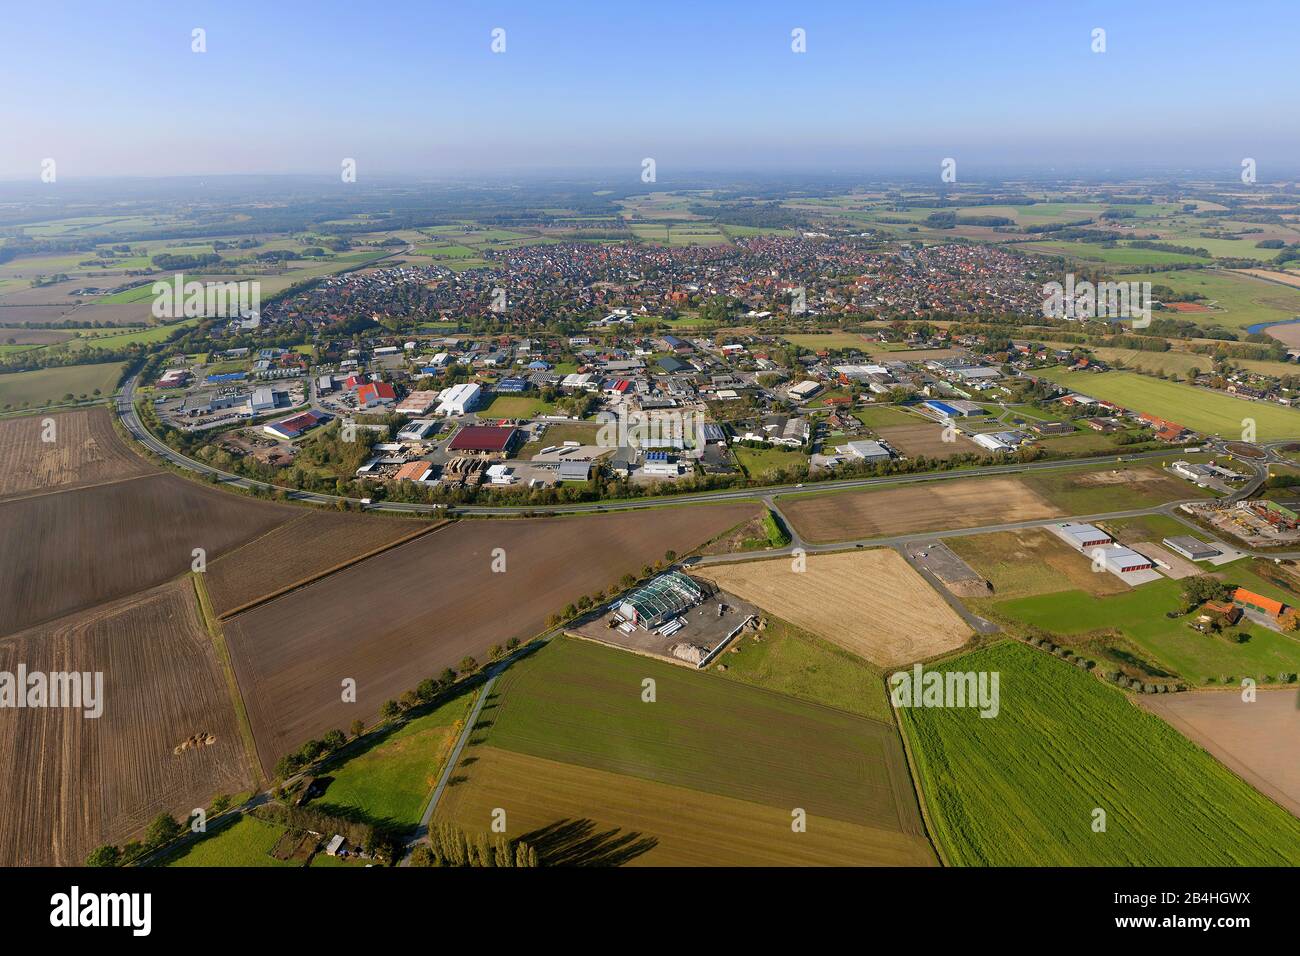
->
0;408;151;499
0;579;252;866
205;512;442;617
780;476;1062;543
222;504;759;774
0;473;294;635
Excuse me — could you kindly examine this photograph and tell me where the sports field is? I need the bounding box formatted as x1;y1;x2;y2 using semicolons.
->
899;642;1300;865
1038;368;1300;440
437;638;935;866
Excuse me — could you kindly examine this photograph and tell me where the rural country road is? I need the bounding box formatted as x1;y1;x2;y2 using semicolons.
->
399;670;499;866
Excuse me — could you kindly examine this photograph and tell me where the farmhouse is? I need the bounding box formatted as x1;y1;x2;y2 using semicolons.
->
1232;588;1286;619
446;425;520;457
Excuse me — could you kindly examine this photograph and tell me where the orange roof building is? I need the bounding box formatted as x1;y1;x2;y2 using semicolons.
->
1232;587;1285;617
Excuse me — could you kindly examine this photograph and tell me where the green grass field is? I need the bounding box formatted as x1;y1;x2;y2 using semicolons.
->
0;362;125;409
1021;240;1206;266
481;394;555;418
781;332;876;351
992;573;1300;685
900;641;1300;865
1038;367;1300;440
314;692;474;829
732;444;806;479
482;637;913;829
1116;269;1300;331
710;616;893;722
162;814;298;868
437;637;934;865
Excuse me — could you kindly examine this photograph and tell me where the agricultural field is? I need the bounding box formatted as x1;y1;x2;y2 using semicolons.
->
0;362;126;410
874;422;981;458
779;475;1062;543
0;407;151;499
220;503;760;775
314;691;474;830
991;575;1300;686
1038;368;1300;440
1139;689;1300;818
709;615;893;722
0;472;293;636
732;444;807;479
437;637;935;866
0;580;253;866
205;511;439;617
899;642;1300;865
699;550;971;667
1115;269;1300;332
1020;239;1207;266
1017;462;1213;514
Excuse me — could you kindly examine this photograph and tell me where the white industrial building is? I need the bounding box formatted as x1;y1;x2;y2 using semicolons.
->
843;439;892;462
788;380;822;400
436;382;481;416
1059;522;1112;550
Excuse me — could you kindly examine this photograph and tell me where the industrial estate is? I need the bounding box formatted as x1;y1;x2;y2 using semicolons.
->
2;4;1299;892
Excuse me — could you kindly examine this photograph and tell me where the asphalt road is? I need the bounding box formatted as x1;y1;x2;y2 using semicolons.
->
117;373;1240;518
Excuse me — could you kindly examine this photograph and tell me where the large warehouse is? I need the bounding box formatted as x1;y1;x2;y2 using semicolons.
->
446;424;520;456
616;572;711;630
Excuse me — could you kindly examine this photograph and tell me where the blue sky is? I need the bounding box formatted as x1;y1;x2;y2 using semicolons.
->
2;0;1297;180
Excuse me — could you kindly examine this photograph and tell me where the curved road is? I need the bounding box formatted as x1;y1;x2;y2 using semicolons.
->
117;373;1268;519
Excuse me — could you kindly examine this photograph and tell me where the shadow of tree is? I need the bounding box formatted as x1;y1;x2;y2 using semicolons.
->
518;818;658;867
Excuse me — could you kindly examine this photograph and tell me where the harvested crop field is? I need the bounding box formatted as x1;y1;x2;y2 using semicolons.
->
441;746;932;866
874;423;980;458
0;473;294;636
900;642;1300;865
222;504;760;774
700;550;971;666
0;407;152;499
205;511;441;617
780;476;1062;544
438;638;935;866
1139;689;1300;819
0;579;253;866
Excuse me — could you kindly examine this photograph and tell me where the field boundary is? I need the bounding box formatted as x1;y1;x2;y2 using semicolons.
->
215;519;450;620
192;571;264;790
